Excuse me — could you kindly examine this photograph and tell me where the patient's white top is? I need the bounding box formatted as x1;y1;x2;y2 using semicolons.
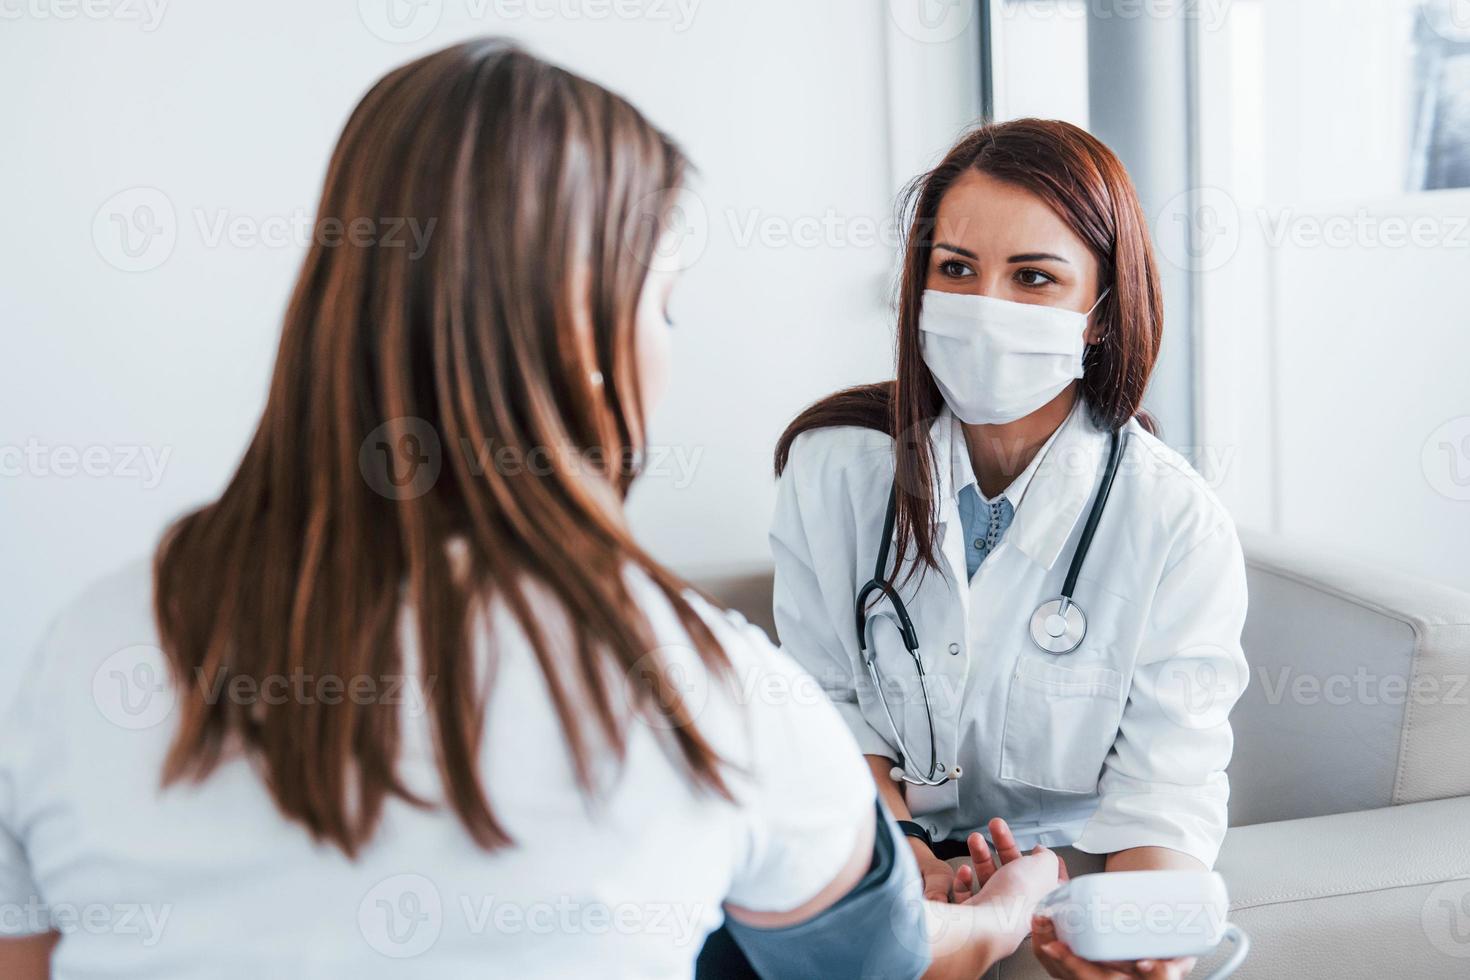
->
0;561;873;978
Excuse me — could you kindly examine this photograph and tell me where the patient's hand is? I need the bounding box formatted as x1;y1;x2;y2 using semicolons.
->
952;817;1071;898
949;823;1065;958
917;826;1065;978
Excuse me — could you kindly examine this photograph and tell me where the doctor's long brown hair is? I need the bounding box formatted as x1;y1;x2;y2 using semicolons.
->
153;40;729;856
775;119;1164;582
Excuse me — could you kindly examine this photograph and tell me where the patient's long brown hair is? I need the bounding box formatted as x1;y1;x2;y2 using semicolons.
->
154;40;728;856
775;119;1163;582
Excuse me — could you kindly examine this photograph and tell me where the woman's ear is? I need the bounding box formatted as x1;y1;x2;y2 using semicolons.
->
1084;289;1109;346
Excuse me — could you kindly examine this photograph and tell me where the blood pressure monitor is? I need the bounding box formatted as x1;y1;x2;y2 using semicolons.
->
1038;871;1250;978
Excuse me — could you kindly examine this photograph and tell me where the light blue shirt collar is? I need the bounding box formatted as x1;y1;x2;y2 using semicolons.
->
946;399;1077;510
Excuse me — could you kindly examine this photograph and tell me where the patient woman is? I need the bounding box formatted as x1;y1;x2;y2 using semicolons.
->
0;40;1062;980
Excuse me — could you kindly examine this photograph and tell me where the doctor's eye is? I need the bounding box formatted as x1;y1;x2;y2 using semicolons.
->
937;258;975;279
1015;267;1058;288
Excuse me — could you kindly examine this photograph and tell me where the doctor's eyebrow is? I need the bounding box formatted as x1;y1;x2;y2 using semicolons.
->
1007;251;1071;264
933;242;978;258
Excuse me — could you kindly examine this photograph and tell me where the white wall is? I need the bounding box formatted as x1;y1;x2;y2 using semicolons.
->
0;1;981;659
1196;0;1470;590
1269;191;1470;590
990;0;1090;128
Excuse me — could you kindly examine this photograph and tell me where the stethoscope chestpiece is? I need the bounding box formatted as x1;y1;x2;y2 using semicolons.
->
1030;596;1087;655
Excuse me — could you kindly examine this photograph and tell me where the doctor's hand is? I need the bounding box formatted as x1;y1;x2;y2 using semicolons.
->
909;839;958;902
1031;914;1196;980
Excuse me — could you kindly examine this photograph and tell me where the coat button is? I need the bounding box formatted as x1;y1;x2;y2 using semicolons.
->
948;642;961;655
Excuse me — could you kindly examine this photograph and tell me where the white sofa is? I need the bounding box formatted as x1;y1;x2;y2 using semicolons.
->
693;531;1470;978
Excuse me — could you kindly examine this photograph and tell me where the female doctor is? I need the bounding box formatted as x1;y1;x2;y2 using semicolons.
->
770;119;1249;977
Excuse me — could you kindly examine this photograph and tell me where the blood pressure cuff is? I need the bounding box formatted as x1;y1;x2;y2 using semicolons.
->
721;799;930;979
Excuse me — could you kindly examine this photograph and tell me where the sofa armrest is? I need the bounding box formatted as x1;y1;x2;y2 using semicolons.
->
1211;796;1470;977
993;796;1470;979
1230;531;1470;826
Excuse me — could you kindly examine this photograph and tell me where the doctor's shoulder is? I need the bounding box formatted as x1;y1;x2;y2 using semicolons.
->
773;385;898;515
1120;418;1240;557
781;424;894;490
771;423;894;575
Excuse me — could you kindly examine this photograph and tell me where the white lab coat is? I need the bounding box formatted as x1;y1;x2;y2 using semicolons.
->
770;398;1249;868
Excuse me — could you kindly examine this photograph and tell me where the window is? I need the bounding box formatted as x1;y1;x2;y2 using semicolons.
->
1411;2;1470;190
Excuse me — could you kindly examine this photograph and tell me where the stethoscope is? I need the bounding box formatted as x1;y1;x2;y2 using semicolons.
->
854;429;1127;786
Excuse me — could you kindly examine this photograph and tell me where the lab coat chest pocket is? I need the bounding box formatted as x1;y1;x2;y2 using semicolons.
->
999;654;1124;794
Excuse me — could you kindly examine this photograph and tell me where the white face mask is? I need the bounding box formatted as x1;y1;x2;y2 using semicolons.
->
918;288;1107;425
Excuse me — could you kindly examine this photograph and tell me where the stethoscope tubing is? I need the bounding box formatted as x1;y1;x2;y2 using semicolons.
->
856;428;1127;786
